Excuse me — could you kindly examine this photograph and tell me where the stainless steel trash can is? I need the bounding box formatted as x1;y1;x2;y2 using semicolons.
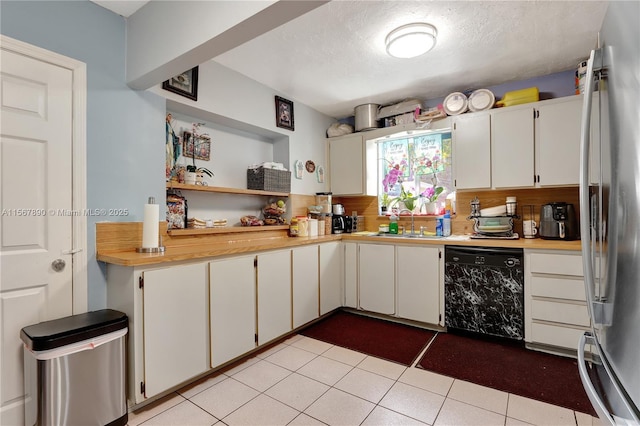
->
20;309;128;426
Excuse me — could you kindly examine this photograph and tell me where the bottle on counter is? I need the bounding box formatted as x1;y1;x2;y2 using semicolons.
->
389;213;399;234
436;216;443;237
443;211;451;237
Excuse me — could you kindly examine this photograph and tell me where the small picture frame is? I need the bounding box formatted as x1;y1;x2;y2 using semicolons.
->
162;66;199;101
183;131;211;161
275;96;294;131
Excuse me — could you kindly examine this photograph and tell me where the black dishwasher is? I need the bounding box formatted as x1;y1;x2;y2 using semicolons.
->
444;246;524;340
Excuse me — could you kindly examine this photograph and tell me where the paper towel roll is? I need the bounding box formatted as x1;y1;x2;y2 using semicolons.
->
142;198;159;248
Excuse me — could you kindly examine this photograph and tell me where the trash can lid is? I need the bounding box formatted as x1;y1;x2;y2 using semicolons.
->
20;309;128;351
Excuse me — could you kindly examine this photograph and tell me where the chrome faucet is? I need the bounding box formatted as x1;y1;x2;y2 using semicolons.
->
398;209;415;235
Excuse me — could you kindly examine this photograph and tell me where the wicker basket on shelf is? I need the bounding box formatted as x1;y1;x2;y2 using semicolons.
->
247;167;291;192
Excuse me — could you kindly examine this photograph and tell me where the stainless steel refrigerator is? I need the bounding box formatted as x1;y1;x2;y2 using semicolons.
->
579;1;640;424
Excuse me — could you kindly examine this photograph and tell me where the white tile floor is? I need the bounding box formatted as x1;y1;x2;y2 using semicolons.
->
127;334;602;426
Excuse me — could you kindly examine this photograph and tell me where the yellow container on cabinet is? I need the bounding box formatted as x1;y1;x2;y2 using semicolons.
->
495;87;539;108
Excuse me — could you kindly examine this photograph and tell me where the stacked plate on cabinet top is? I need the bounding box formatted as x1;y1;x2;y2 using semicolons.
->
443;89;495;115
442;92;468;115
468;89;495;112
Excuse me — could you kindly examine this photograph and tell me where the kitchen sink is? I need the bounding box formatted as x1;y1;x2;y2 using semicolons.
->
373;233;444;240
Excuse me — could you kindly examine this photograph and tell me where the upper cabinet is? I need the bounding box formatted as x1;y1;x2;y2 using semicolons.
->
452;95;586;190
491;106;536;188
452;113;491;190
535;96;583;187
328;133;377;196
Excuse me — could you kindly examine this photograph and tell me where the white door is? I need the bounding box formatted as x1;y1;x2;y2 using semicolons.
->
536;97;582;186
0;44;78;425
210;256;256;368
292;245;319;328
453;113;492;190
358;244;395;315
257;250;291;345
396;245;441;324
319;242;342;315
142;263;208;399
491;107;535;188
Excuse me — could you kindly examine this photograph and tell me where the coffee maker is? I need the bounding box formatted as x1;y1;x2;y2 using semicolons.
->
331;204;349;234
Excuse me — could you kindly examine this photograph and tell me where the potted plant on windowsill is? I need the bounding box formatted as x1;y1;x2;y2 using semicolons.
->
380;193;391;214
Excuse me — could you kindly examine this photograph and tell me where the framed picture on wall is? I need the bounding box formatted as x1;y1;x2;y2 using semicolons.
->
162;66;199;101
183;131;211;161
275;96;294;131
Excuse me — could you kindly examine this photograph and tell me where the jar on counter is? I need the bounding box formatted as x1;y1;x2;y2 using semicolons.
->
297;216;309;237
324;214;333;235
318;216;325;236
289;217;299;237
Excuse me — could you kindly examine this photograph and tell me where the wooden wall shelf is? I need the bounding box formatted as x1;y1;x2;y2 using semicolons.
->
166;182;289;197
168;225;289;236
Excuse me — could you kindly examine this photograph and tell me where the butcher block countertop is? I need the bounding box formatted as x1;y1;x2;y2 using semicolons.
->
96;222;581;267
342;233;583;251
97;234;342;267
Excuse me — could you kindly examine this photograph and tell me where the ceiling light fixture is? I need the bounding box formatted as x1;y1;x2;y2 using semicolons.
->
385;23;437;59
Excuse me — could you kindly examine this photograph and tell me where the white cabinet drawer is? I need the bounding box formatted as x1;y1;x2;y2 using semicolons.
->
530;276;586;301
531;299;590;327
530;322;589;350
529;252;583;276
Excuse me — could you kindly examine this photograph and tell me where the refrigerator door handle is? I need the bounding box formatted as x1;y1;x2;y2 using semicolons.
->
579;49;599;319
578;333;615;426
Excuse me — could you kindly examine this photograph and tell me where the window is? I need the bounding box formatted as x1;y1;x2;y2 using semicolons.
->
377;129;453;215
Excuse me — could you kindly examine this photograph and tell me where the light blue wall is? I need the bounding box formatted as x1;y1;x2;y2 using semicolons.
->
1;1;166;310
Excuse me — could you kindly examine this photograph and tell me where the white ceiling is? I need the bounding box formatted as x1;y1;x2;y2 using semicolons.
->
93;0;609;119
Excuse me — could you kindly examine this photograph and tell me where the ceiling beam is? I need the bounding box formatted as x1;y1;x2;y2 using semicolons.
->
126;0;329;90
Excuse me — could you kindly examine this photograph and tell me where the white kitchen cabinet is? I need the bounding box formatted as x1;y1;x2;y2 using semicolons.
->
491;106;535;188
536;96;583;186
327;133;377;196
524;250;591;353
209;255;256;368
358;243;395;315
292;245;319;328
344;242;358;308
396;245;442;325
257;249;292;345
452;113;492;190
320;241;343;315
142;264;208;399
107;262;209;404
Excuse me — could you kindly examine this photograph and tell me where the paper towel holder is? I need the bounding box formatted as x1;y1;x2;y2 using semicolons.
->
136;234;166;253
136;196;166;253
136;246;166;253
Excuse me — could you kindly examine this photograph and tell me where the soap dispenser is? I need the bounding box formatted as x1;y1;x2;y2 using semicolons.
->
389;213;399;234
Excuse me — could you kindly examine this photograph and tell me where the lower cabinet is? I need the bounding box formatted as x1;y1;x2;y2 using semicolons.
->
107;262;209;404
293;245;319;328
257;249;292;345
358;243;395;315
319;241;342;315
210;255;256;368
107;242;343;407
396;245;443;325
525;250;591;352
344;242;358;308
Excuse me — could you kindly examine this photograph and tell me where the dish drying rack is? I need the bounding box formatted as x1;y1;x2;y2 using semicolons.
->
467;213;519;239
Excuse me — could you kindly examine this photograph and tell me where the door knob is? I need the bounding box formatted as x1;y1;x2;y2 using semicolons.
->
51;259;66;272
